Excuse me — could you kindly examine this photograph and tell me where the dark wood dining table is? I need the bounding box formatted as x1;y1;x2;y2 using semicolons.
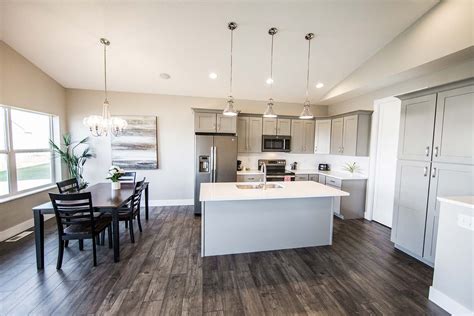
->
32;182;149;270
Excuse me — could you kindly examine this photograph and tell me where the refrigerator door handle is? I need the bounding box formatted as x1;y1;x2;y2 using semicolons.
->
213;146;217;182
209;146;214;182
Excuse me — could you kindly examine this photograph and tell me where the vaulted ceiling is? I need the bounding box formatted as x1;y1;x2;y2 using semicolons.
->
0;0;438;104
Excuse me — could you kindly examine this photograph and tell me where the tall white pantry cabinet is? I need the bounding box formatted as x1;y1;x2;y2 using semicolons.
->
391;78;474;266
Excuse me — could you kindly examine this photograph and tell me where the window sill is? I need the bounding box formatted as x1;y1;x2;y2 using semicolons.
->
0;184;57;204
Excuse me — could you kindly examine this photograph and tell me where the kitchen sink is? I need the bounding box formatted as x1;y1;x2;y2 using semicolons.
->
235;183;284;190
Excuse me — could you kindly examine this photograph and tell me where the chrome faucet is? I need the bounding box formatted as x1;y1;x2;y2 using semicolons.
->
261;162;267;190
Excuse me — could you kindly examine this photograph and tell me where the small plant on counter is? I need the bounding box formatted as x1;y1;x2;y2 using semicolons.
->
343;162;359;174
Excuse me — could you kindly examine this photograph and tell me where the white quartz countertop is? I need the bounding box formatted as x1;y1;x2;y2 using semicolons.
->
437;196;474;209
200;181;349;202
290;169;368;180
237;170;263;175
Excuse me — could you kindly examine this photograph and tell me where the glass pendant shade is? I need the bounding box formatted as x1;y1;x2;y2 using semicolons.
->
223;96;238;116
299;100;314;119
263;99;277;118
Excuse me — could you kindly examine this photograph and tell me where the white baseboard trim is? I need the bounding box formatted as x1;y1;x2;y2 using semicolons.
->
148;199;194;207
0;214;55;242
429;286;472;315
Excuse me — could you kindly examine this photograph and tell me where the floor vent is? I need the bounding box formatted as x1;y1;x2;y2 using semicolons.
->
5;231;33;242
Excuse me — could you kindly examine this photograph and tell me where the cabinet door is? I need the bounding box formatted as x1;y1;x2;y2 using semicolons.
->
423;163;474;264
433;85;474;165
295;174;309;181
303;120;315;153
318;175;326;184
237;174;263;182
237;117;249;153
216;114;237;133
248;117;263;153
330;118;344;155
262;118;277;135
277;119;291;136
391;160;431;257
342;115;358;156
291;120;304;153
314;119;331;154
195;113;216;133
398;94;436;161
308;174;319;182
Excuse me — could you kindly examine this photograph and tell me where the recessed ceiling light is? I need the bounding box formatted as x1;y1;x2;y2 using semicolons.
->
160;73;171;79
209;72;218;79
266;78;274;85
316;82;324;89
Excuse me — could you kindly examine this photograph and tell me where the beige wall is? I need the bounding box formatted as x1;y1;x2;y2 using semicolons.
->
0;41;67;232
327;58;474;116
66;89;327;202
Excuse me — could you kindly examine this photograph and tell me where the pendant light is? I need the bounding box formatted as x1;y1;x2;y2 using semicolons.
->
299;33;315;119
263;27;278;118
223;22;238;116
83;38;127;137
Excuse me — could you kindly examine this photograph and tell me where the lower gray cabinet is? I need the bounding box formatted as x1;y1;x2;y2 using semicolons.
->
295;174;309;181
308;174;318;182
237;174;264;182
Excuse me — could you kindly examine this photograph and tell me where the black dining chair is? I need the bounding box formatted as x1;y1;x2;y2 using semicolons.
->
116;178;146;243
49;192;113;269
119;171;136;184
56;178;80;193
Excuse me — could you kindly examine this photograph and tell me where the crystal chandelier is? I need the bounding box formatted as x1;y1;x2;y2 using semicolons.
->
263;27;278;118
299;33;315;119
223;22;238;116
83;38;127;137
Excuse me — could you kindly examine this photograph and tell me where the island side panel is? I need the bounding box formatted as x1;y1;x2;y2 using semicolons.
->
202;197;333;257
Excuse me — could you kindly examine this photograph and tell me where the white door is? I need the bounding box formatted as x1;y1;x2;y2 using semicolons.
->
372;98;401;227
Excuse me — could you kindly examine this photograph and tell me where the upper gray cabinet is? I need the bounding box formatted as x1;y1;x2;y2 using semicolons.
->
314;119;331;154
194;111;237;134
262;118;291;136
237;116;262;153
433;85;474;165
330;112;371;156
291;119;314;153
398;94;436;161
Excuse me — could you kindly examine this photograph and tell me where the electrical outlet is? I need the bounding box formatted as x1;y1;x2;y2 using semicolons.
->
457;214;474;231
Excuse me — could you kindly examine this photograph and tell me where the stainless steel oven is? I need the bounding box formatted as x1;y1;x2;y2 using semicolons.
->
266;174;296;182
258;159;295;182
262;135;291;152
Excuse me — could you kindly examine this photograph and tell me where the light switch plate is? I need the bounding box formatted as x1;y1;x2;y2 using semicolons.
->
457;214;474;231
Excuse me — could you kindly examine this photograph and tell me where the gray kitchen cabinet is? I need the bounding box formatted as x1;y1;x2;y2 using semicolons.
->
216;114;237;133
330;118;344;155
342;115;358;156
295;174;309;181
277;119;291;136
292;119;315;153
237;174;264;182
237;116;262;153
326;176;367;219
314;119;331;154
398;94;437;161
432;85;474;165
308;174;319;182
195;112;217;133
318;175;326;184
303;120;315;153
262;118;291;136
422;163;474;264
391;160;431;258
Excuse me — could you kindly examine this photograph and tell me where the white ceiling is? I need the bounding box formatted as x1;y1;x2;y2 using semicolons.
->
0;0;438;104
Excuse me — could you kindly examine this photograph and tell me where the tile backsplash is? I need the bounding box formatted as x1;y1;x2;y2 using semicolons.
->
238;153;370;175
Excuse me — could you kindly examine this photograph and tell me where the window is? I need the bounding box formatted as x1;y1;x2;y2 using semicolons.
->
0;106;58;198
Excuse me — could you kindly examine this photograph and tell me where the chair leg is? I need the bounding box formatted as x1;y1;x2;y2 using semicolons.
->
100;230;106;246
137;212;143;233
129;219;135;243
92;236;97;266
125;221;128;229
64;240;69;248
108;225;113;249
96;235;100;245
57;239;64;270
79;239;84;251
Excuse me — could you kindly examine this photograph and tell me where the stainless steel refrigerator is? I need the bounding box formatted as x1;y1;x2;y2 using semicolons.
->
194;135;237;214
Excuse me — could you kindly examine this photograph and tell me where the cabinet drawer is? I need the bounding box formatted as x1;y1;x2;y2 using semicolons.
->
237;174;263;182
295;174;309;181
308;174;319;182
325;176;342;188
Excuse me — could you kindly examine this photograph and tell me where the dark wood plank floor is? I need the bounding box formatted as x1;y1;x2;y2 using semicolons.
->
0;206;447;315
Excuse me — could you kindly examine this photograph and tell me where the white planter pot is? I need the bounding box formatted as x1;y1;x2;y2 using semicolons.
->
111;182;121;190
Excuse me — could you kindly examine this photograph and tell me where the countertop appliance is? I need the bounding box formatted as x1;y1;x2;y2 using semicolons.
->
195;134;237;214
237;160;242;171
262;135;291;152
318;163;330;171
258;159;295;182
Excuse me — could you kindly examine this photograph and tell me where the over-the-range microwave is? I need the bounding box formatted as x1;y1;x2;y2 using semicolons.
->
262;135;291;152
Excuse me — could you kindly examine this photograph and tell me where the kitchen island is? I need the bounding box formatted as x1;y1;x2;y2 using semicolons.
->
199;181;349;257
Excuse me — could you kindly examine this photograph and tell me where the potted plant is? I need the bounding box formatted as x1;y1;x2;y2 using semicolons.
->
107;166;124;190
50;133;94;190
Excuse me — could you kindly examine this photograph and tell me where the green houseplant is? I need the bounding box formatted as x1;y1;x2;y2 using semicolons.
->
50;133;94;189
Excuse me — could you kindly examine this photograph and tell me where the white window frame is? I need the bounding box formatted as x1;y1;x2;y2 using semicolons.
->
0;105;59;200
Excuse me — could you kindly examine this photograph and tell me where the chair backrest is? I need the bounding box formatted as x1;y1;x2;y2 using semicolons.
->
56;178;79;194
119;171;136;184
130;178;146;212
49;192;95;235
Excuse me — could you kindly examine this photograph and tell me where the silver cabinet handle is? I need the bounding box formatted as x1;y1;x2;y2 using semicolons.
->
432;167;437;178
423;166;428;177
425;146;430;157
434;146;439;157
